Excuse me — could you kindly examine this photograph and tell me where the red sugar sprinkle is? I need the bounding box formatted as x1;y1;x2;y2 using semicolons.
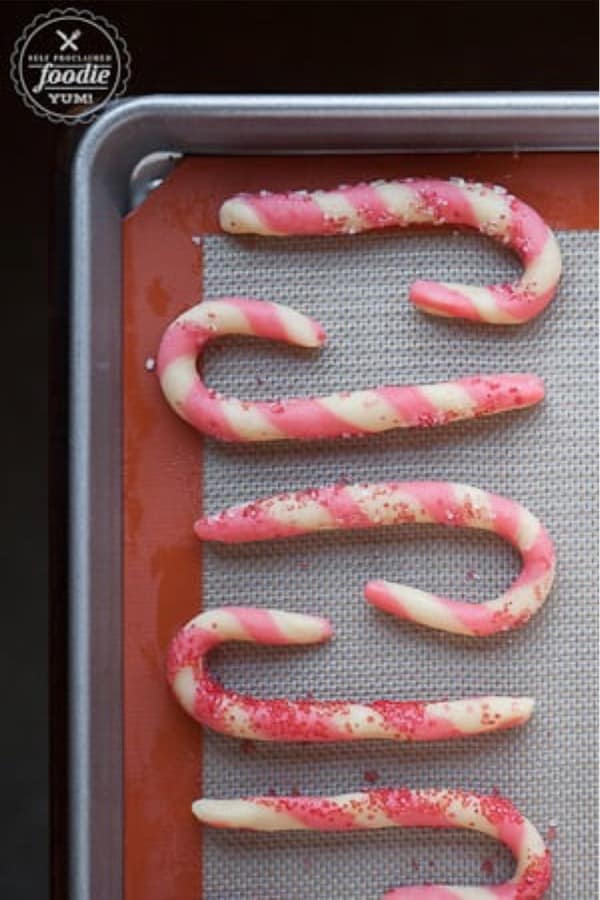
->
363;770;379;784
480;794;524;828
481;857;495;876
515;850;552;898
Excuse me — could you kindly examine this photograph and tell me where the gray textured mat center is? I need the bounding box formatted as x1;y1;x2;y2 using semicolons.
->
198;229;598;898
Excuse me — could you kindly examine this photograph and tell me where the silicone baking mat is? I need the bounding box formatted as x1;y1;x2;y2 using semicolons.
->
123;154;598;900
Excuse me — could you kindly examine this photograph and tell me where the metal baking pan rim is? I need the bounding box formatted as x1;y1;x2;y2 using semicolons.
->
69;92;598;900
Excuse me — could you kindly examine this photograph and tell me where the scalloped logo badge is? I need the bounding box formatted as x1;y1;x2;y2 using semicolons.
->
10;7;130;124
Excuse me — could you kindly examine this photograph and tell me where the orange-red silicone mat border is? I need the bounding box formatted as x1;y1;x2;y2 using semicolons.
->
122;152;598;900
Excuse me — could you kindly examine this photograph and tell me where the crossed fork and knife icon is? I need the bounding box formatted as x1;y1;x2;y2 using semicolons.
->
55;28;81;51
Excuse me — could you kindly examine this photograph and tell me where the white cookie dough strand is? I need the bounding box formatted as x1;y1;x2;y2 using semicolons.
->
157;297;545;441
195;481;556;636
167;607;533;742
192;787;552;898
219;178;562;324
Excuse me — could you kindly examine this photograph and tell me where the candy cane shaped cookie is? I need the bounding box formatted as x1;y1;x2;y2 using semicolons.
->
195;482;555;636
220;178;562;324
168;607;534;741
193;787;551;898
157;298;544;441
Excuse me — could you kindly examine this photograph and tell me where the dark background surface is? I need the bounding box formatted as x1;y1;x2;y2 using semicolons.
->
0;1;597;897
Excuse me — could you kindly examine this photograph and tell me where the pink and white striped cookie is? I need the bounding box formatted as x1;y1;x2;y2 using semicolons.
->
219;178;562;324
157;298;544;441
168;607;534;741
193;787;551;898
195;481;556;637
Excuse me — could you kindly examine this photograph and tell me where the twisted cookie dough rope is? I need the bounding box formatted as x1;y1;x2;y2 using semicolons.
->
168;607;534;741
193;787;551;898
157;298;544;441
220;178;562;324
195;482;555;636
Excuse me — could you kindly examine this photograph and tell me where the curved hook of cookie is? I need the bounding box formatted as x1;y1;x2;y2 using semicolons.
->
157;298;544;441
193;788;551;898
168;607;533;741
219;178;562;325
195;482;556;637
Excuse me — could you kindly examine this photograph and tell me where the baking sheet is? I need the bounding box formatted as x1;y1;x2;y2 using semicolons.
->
200;227;598;898
119;148;598;900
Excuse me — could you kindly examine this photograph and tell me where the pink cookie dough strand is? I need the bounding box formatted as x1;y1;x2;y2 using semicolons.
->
195;482;555;637
219;178;562;325
168;607;533;741
193;787;551;899
157;298;544;441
